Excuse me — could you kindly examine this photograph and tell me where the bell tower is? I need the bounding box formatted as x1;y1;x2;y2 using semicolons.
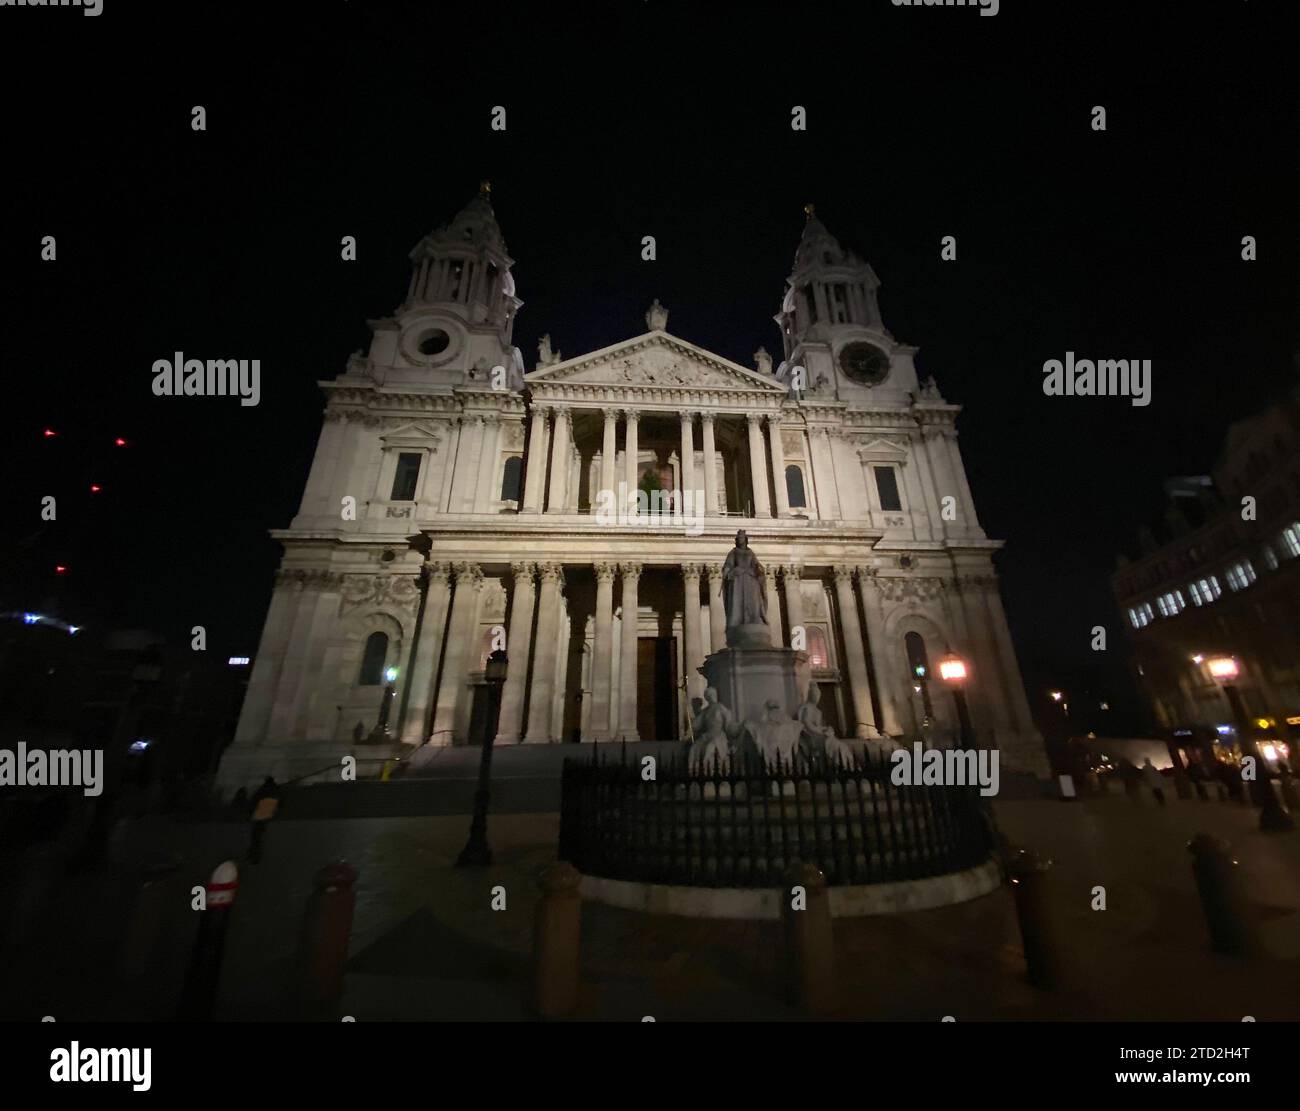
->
774;205;919;404
361;182;525;391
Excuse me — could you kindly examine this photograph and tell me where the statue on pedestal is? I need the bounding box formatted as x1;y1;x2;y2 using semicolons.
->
797;685;855;765
721;530;769;647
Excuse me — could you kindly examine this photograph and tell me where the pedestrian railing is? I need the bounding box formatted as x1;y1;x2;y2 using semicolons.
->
559;746;998;889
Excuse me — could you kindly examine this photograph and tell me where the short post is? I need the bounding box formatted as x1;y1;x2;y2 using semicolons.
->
177;860;238;1021
782;862;837;1016
117;858;181;981
1006;848;1063;990
297;861;359;1015
1188;834;1258;957
533;862;583;1018
457;650;508;867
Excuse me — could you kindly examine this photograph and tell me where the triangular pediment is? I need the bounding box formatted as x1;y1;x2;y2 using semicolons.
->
526;332;787;394
380;422;445;446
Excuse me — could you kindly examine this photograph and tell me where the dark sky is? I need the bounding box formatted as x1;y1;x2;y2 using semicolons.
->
2;1;1296;734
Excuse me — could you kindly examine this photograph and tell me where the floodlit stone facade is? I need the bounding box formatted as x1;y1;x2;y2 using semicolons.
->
217;188;1047;791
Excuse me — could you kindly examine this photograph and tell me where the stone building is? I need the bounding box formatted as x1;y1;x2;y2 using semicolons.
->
217;187;1046;790
1112;385;1300;755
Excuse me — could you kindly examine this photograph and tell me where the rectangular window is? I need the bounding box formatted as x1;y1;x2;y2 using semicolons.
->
873;466;903;512
1282;523;1300;559
1189;581;1204;607
1261;545;1279;571
391;452;422;501
1225;560;1256;592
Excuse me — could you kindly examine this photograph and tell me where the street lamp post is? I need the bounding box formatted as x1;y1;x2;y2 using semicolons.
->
458;650;509;867
937;654;974;751
368;666;399;743
1207;656;1294;833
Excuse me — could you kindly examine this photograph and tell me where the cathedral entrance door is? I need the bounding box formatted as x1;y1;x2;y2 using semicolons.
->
636;637;678;740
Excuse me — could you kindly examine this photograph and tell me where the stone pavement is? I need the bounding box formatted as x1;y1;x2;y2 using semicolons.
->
1;792;1297;1021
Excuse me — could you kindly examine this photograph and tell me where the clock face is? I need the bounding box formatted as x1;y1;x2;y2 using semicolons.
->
838;342;890;386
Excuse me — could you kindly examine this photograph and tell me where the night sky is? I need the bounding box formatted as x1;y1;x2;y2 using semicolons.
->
2;2;1296;734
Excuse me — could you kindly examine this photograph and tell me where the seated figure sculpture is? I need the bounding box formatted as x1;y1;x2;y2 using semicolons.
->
689;687;739;772
745;698;803;765
796;685;855;765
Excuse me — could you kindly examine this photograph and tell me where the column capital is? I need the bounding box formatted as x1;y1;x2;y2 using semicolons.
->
531;403;553;418
602;407;621;422
746;412;765;428
832;565;856;585
705;564;725;583
510;560;537;581
680;410;700;425
763;564;779;583
537;562;565;586
452;561;484;586
594;561;618;583
765;413;784;428
622;408;641;424
780;563;803;581
700;410;717;426
854;564;878;583
619;561;642;580
553;404;572;420
422;561;453;586
681;562;704;580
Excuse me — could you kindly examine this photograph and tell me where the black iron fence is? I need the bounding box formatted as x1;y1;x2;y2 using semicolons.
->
559;747;999;888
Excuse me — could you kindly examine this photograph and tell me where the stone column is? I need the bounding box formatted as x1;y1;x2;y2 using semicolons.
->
855;568;903;736
782;565;806;644
946;431;980;534
618;562;641;741
522;406;549;513
958;574;1015;739
768;415;791;516
679;411;696;519
473;414;501;514
623;410;640;517
909;429;943;537
494;562;538;745
701;412;720;514
706;565;726;652
682;563;705;699
524;564;565;743
599;408;618;510
454;416;485;512
546;406;571;513
746;413;771;518
430;563;483;744
923;429;958;537
764;565;783;645
809;427;841;521
590;562;617;739
832;566;879;738
400;562;453;745
233;573;303;745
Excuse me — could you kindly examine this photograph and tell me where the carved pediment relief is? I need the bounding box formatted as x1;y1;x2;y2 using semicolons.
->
380;422;446;448
527;334;786;393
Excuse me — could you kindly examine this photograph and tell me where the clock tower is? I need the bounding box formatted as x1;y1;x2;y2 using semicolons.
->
773;205;921;405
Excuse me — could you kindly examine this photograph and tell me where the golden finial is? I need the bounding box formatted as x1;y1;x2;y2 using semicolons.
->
479;180;492;197
803;202;815;219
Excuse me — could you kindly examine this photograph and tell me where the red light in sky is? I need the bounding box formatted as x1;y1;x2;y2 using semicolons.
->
114;437;128;447
90;484;102;493
55;565;68;575
43;428;57;438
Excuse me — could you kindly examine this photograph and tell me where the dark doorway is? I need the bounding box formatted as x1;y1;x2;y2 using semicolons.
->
466;680;491;746
818;680;846;739
636;636;678;740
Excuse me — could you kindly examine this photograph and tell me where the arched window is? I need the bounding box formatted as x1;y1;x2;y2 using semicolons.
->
904;631;930;681
806;625;829;669
359;632;388;686
785;465;807;508
500;455;523;501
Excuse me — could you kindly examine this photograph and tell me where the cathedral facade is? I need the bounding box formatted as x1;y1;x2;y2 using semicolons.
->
218;188;1047;792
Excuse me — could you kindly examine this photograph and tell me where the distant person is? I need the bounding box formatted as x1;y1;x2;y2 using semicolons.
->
1141;758;1166;806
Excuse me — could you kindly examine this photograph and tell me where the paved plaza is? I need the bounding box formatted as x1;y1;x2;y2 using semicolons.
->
1;789;1297;1021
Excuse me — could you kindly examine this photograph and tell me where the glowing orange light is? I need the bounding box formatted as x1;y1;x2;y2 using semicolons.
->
937;655;968;683
1207;657;1240;681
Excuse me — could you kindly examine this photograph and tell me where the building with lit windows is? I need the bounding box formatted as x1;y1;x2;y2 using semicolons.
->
1112;385;1300;755
216;188;1047;792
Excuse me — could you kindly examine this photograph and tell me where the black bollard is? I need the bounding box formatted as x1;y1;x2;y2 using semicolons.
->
177;860;238;1020
1187;834;1257;957
1007;848;1064;990
297;861;358;1017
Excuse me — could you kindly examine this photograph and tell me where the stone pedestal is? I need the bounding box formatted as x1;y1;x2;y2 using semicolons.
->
700;646;805;727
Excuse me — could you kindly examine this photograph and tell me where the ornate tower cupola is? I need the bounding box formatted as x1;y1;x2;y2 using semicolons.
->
366;183;525;390
774;205;919;404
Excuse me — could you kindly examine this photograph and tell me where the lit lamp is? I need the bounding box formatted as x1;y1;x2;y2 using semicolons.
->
1206;656;1293;832
458;650;509;867
937;654;974;751
368;666;399;743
